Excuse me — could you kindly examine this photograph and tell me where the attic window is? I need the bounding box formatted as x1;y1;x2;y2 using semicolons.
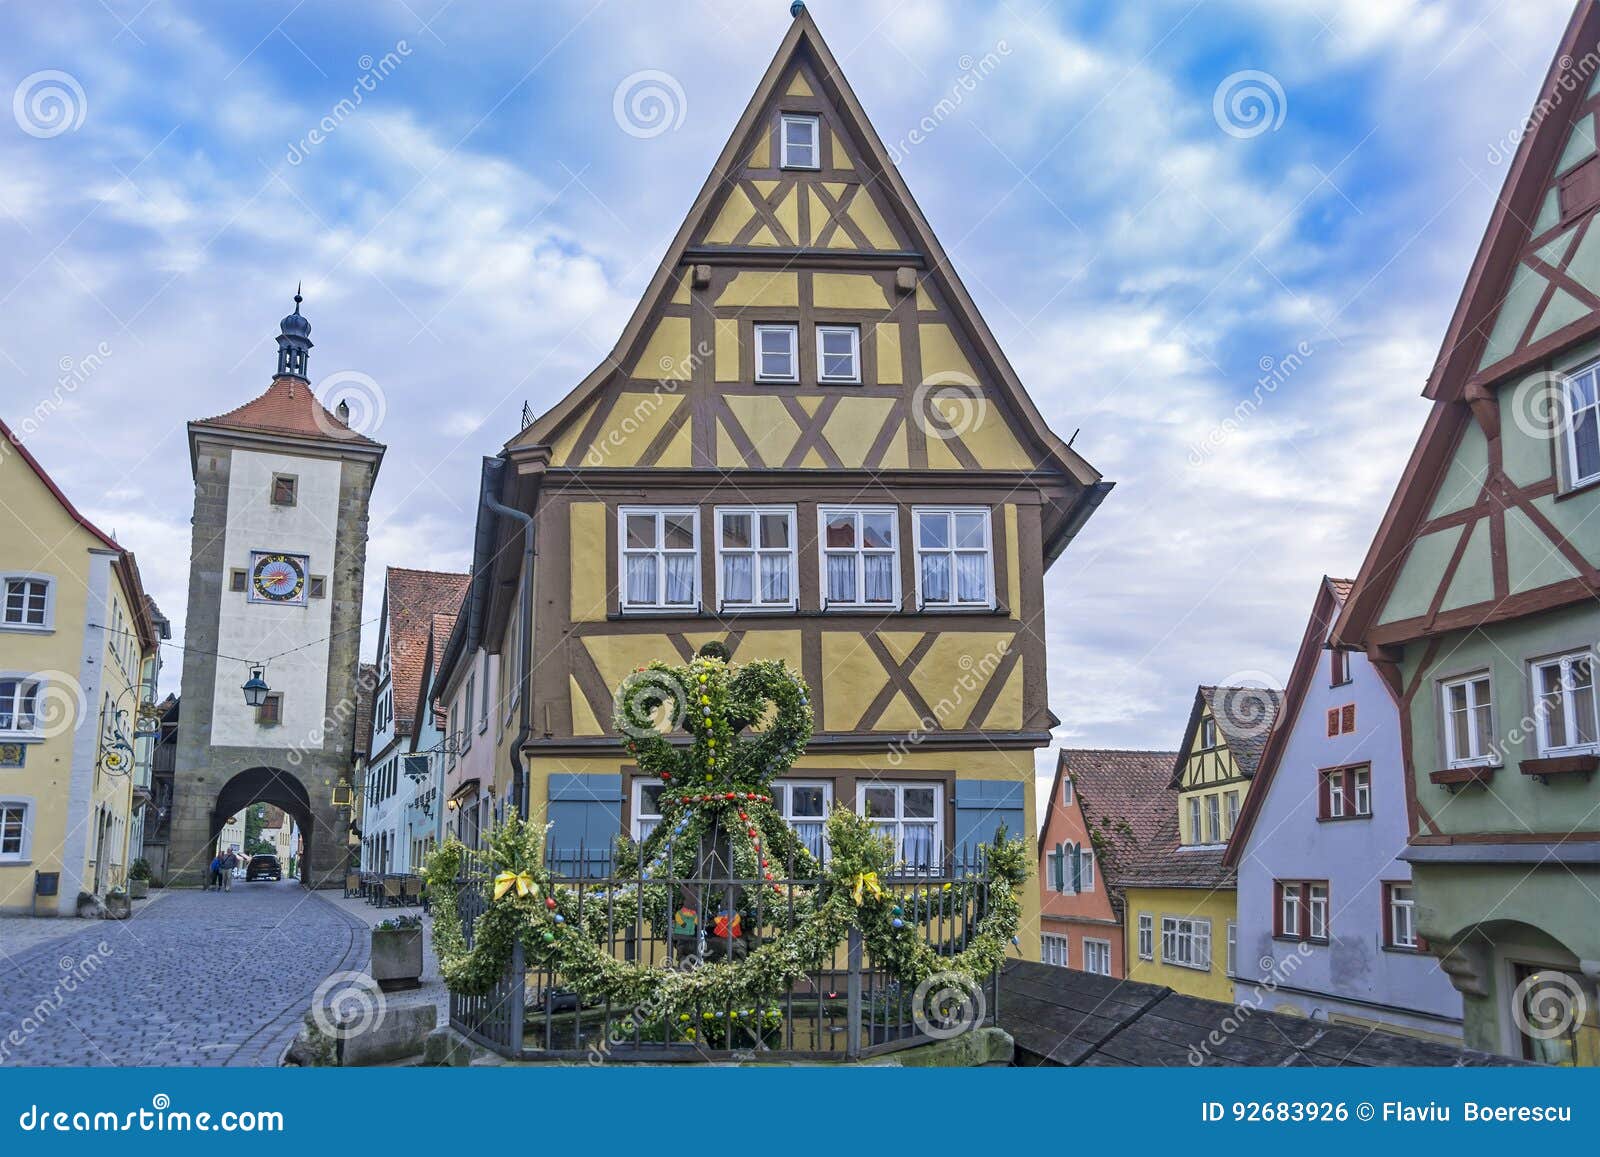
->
780;114;820;170
1559;155;1600;225
1200;717;1217;749
271;474;298;507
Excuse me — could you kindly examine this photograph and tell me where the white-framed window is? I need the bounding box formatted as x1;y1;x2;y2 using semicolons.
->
0;677;42;738
1532;651;1598;755
0;801;30;862
1045;843;1065;893
715;506;797;610
1563;359;1600;488
1226;789;1240;835
1186;797;1202;844
772;780;831;861
1160;916;1212;970
620;507;699;611
858;782;942;870
1226;920;1238;976
462;673;476;752
754;323;799;382
815;325;860;383
913;508;993;609
780;113;820;169
1277;880;1329;942
1205;794;1221;843
1200;717;1217;748
819;506;898;608
1137;913;1154;960
2;576;53;630
479;657;491;733
1080;848;1094;891
1326;769;1347;818
1042;933;1069;968
1441;673;1495;766
1083;938;1112;976
1386;882;1418;949
1061;777;1073;806
630;779;666;842
1352;767;1372;816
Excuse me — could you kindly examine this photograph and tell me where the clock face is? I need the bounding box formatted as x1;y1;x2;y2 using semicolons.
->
250;552;308;604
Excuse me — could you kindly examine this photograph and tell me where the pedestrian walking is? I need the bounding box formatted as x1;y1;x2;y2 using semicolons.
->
207;853;223;891
221;849;238;892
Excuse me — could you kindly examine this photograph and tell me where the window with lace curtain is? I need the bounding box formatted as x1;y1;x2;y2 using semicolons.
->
620;508;699;611
715;507;796;610
858;782;942;870
819;506;898;608
772;780;831;861
913;507;992;608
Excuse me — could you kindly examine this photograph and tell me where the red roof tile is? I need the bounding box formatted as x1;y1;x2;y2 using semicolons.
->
384;568;469;737
193;376;381;446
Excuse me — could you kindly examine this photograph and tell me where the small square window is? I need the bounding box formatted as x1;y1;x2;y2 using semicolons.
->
780;114;820;169
257;693;283;726
2;578;51;629
816;325;860;383
309;576;327;599
230;570;248;593
271;474;298;507
754;324;799;382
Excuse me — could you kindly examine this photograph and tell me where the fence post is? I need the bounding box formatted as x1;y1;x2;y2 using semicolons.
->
508;939;527;1058
846;924;863;1061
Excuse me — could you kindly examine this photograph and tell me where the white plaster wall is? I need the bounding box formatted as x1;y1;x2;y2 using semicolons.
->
209;449;340;748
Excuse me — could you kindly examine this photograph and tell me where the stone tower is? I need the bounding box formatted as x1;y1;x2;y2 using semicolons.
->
168;296;385;888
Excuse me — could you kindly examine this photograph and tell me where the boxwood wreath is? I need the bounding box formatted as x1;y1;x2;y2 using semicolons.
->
425;650;1028;1020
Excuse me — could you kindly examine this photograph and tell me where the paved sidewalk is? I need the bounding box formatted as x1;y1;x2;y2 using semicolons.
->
0;881;366;1066
320;891;448;1025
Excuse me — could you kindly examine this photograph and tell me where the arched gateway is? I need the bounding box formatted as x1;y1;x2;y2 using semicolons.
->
167;297;385;889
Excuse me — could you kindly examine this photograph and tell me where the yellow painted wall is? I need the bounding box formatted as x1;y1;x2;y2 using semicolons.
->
0;448;151;913
1122;886;1238;1001
1176;707;1246;846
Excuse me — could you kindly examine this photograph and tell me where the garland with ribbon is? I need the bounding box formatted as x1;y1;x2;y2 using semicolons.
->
425;652;1029;1021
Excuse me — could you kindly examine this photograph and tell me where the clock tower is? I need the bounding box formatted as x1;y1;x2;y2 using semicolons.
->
169;295;385;889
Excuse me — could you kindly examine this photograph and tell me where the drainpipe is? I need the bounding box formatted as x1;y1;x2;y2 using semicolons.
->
482;458;535;819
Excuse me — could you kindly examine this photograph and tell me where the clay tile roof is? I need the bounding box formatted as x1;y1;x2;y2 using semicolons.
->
385;568;469;737
193;376;381;446
1062;750;1211;902
1326;577;1354;603
1196;684;1284;779
353;663;379;760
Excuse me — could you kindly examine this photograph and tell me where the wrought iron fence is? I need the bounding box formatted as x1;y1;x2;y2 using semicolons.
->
446;835;1000;1062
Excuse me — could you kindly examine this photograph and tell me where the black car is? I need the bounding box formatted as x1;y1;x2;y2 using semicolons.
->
246;854;282;882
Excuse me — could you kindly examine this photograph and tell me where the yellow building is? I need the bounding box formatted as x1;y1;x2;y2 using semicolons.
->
456;10;1110;958
1;419;161;915
1117;685;1282;1000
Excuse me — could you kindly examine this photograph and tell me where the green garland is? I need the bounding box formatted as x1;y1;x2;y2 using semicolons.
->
424;652;1029;1022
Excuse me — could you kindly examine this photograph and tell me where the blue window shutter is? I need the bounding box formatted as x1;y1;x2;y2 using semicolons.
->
1050;845;1065;892
953;779;1025;868
1070;843;1082;893
546;773;623;876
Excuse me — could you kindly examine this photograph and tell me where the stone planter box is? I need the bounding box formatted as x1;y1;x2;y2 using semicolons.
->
129;879;149;899
104;892;132;919
370;927;423;991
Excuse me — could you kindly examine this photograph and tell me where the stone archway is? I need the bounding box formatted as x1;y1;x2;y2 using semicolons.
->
209;767;316;885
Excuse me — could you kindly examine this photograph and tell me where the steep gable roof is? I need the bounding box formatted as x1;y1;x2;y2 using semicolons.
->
3;416;121;551
1168;684;1284;788
383;567;470;738
1058;749;1208;900
1225;578;1352;866
506;8;1107;553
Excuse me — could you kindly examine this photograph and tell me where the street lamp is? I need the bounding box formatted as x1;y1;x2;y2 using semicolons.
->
242;667;269;708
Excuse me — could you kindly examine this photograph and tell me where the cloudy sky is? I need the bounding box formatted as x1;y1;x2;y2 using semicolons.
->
0;0;1577;758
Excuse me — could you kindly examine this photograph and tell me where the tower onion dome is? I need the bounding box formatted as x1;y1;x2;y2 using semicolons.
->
275;284;314;379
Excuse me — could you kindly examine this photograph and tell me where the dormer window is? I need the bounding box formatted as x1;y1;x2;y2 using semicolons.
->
780;114;820;169
1563;361;1600;488
1200;717;1217;749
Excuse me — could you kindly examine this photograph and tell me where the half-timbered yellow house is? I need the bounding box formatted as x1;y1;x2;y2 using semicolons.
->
469;6;1108;956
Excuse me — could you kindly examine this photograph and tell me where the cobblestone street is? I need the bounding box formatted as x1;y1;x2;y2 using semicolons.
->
0;883;367;1067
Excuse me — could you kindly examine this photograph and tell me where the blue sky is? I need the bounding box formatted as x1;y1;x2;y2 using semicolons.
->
0;0;1578;757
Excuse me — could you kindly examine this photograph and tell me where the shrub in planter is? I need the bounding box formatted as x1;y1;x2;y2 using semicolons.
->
371;915;424;991
103;888;132;919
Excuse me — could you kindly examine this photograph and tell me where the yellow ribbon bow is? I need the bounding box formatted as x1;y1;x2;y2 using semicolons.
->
493;870;538;901
851;871;883;906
